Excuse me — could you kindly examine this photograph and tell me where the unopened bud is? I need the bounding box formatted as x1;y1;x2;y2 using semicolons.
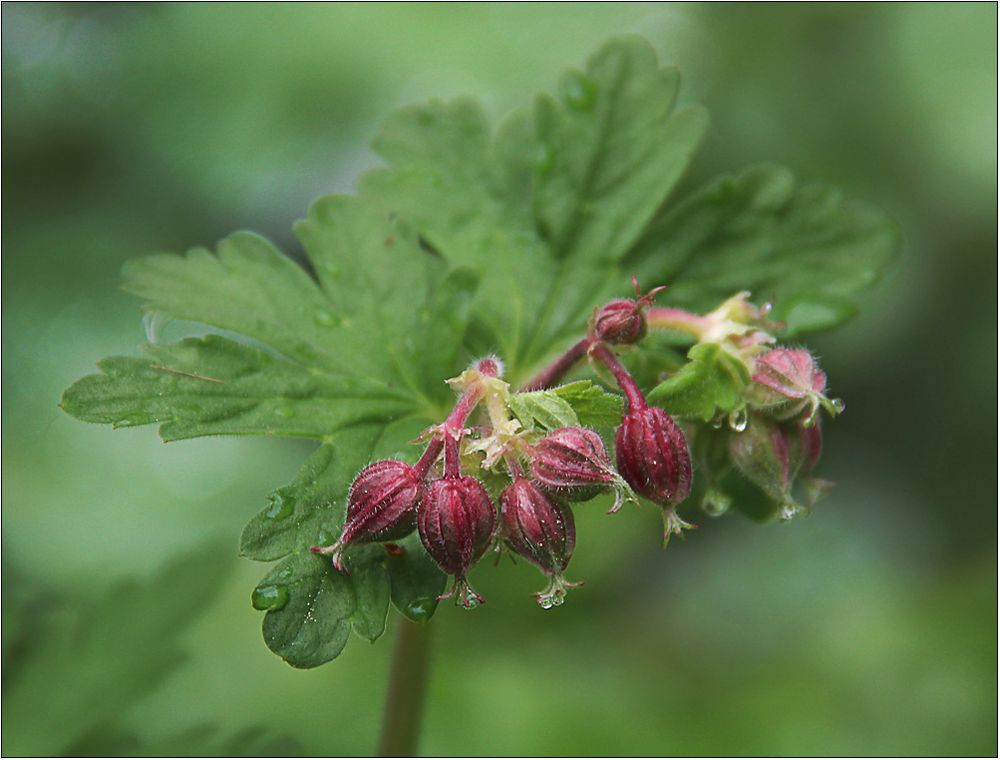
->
311;460;424;573
729;413;821;520
615;406;694;543
751;348;842;424
591;278;666;345
529;426;616;504
417;474;496;608
500;477;581;608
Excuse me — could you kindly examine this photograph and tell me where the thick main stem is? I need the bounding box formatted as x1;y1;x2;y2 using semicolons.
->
377;618;432;757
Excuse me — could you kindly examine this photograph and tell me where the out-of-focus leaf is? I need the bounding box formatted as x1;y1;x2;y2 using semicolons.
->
0;545;232;757
627;164;899;335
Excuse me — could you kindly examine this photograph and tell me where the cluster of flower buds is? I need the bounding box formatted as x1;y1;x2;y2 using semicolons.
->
310;280;845;610
641;292;843;521
727;347;840;519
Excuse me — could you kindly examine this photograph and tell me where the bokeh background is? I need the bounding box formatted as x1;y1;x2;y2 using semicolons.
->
3;3;996;756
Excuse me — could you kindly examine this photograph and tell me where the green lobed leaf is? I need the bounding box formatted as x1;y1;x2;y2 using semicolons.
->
384;532;447;623
61;336;414;442
533;35;708;265
626;163;899;335
356;37;717;377
507;389;580;432
647;343;751;422
242;424;444;665
59;36;896;665
547;380;625;428
123;232;339;371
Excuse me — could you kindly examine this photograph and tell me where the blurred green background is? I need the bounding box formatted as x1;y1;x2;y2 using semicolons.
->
3;3;996;756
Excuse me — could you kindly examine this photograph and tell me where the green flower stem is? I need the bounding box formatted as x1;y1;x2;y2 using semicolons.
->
377;618;433;757
520;337;593;391
644;306;708;338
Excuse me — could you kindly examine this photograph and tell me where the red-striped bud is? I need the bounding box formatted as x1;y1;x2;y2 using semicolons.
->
615;406;694;543
529;426;616;504
417;474;496;608
500;477;581;608
311;459;424;573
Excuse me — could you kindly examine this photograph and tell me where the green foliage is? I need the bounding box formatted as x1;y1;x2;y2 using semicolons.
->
508;389;580;431
60;35;895;668
627;164;898;335
1;546;293;756
648;343;751;422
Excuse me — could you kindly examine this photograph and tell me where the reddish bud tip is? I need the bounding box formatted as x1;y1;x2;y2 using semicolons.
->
615;407;692;506
417;474;496;608
591;280;666;345
529;426;615;501
500;477;576;579
312;460;424;573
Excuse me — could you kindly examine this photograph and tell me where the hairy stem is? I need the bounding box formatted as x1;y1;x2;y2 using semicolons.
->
590;343;647;413
644;306;708;337
521;338;593;391
377;618;433;757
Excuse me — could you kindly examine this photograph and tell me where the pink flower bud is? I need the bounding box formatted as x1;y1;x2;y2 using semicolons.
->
529;426;616;501
311;460;424;573
590;278;666;345
615;406;694;543
417;474;496;608
751;348;842;424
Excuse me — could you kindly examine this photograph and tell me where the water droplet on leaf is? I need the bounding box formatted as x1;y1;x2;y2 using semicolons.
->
406;598;434;621
252;584;289;611
266;491;294;520
314;309;337;327
534;143;553;173
315;528;335;546
560;70;596;110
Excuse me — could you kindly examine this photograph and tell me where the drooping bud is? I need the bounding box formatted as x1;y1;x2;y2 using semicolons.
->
529;426;621;507
500;477;581;608
590;277;666;345
728;413;825;521
615;406;695;543
417;474;496;608
751;348;844;425
311;460;424;573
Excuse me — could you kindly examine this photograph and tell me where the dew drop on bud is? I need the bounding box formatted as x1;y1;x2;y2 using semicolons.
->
779;501;803;522
831;398;846;414
702;488;732;517
727;408;748;432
